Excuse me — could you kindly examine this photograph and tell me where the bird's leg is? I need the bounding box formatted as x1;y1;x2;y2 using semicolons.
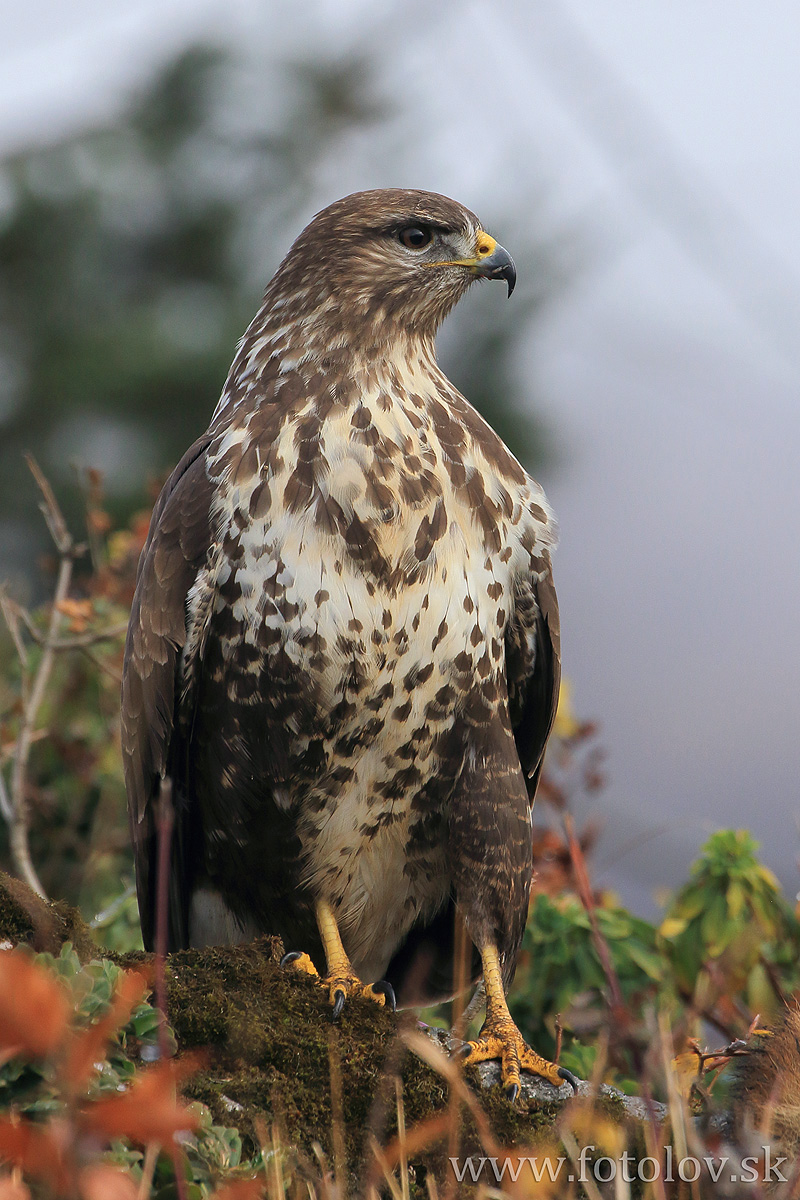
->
461;942;577;1102
281;898;395;1018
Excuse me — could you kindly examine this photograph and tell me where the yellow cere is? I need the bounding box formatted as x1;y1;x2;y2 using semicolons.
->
424;230;498;269
475;231;497;258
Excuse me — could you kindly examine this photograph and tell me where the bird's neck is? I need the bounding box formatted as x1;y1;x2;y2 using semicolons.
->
213;300;444;426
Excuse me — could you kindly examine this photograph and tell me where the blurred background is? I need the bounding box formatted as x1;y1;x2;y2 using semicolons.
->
0;0;798;919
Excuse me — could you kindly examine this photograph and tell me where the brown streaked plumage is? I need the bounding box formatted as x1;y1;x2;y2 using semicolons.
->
121;188;574;1098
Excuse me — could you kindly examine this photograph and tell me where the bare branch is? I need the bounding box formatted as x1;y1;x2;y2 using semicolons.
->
0;730;47;767
53;622;128;649
24;452;73;557
1;462;126;897
21;609;127;650
2;592;127;649
2;457;84;898
565;812;625;1012
8;550;72;898
78;646;123;685
0;588;30;672
0;769;12;824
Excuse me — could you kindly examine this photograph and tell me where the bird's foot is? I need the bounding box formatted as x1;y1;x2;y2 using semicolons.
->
462;1011;578;1103
324;968;396;1020
280;950;396;1019
280;950;319;978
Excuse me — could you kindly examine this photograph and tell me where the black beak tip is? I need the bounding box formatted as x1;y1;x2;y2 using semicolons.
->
489;253;516;297
474;244;516;296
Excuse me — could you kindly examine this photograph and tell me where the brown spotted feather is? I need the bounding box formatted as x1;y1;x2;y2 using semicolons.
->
121;189;559;1003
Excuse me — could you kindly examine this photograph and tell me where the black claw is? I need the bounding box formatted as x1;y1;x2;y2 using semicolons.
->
558;1066;580;1094
372;980;397;1012
332;989;346;1021
280;950;302;967
458;1043;474;1058
505;1082;520;1104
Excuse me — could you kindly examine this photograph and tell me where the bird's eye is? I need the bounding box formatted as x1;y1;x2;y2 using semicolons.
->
398;226;433;250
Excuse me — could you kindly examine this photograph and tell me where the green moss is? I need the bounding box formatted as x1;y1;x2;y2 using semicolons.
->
0;870;98;960
0;872;36;944
162;936;603;1186
595;1088;628;1124
472;1077;561;1143
0;875;645;1193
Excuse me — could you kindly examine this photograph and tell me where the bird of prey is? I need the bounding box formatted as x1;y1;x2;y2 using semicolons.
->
121;188;574;1099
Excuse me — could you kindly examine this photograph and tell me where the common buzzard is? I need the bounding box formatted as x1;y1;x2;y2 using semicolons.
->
121;189;574;1098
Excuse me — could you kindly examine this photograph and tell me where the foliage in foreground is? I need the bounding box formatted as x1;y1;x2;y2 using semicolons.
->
0;942;263;1200
510;827;800;1094
2;483;800;1195
1;851;799;1199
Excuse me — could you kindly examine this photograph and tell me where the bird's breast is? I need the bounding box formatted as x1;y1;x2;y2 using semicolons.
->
199;384;555;976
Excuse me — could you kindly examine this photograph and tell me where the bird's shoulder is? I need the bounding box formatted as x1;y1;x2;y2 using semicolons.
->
121;433;215;823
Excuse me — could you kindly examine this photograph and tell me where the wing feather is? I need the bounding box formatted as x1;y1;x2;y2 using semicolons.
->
121;435;214;949
506;549;561;801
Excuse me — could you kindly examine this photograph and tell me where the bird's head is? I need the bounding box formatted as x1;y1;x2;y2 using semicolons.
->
265;189;516;351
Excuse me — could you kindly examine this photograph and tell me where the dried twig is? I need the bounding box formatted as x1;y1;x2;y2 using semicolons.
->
0;590;29;672
565;812;670;1140
459;981;485;1030
328;1034;347;1198
151;776;192;1200
0;457;127;898
564;813;624;1012
0;456;85;898
78;645;123;685
685;1033;750;1094
4;597;127;650
0;769;12;825
154;776;175;1057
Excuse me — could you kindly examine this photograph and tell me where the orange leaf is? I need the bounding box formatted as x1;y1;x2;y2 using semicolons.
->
379;1112;451;1170
78;1164;139;1200
63;970;148;1090
0;1176;31;1200
672;1051;702;1098
55;598;93;632
0;952;71;1059
211;1180;265;1200
0;1118;71;1190
87;510;112;535
80;1061;199;1145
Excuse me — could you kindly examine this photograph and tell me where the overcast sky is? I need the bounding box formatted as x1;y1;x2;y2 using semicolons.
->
1;0;798;913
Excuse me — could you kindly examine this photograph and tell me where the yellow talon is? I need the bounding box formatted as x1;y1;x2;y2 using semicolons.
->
462;944;577;1101
281;900;396;1018
280;950;319;977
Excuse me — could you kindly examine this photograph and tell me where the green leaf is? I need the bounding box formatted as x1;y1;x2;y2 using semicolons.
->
726;880;748;920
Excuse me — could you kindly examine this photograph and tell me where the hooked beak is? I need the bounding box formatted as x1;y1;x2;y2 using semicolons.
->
424;229;517;296
469;231;517;297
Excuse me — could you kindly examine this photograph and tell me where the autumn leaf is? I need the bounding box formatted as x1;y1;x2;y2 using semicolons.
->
378;1112;451;1171
658;916;688;940
86;509;112;536
672;1051;702;1099
78;1164;139;1200
0;1118;72;1191
0;951;71;1059
55;598;94;632
81;1061;199;1145
0;1177;31;1200
210;1180;265;1200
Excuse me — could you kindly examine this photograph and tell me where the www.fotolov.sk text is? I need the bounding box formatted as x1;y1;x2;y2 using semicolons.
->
449;1145;789;1186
